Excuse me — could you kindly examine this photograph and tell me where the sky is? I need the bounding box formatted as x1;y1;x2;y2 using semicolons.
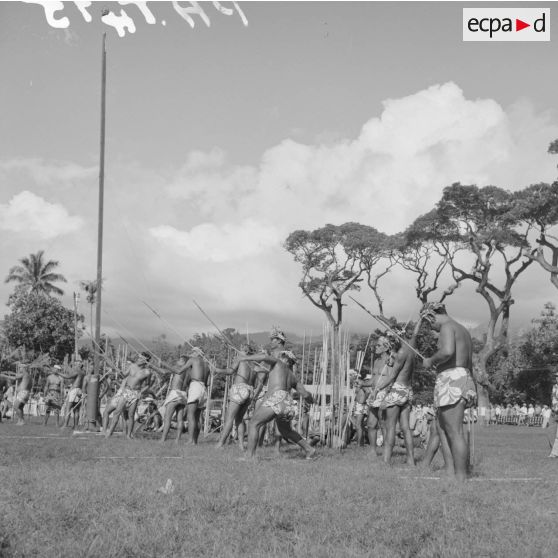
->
1;1;558;346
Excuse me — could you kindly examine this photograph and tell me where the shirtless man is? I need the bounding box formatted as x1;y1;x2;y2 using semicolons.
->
253;346;272;447
105;352;155;439
359;336;393;455
13;364;32;425
239;345;316;460
214;342;263;449
353;376;371;447
43;365;63;426
421;302;477;481
57;362;86;428
377;326;419;466
180;347;211;445
159;355;190;443
101;373;130;434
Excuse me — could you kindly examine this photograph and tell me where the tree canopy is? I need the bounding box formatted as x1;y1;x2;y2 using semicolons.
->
3;287;83;361
284;223;390;328
5;250;67;297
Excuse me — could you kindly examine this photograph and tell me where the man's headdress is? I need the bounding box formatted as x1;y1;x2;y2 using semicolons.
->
278;350;297;364
420;302;446;324
270;326;287;343
385;331;401;351
189;347;204;357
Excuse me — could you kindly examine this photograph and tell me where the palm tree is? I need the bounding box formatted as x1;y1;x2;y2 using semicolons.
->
79;279;101;341
5;250;67;296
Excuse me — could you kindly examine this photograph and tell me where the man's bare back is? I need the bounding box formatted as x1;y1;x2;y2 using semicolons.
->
233;361;259;387
435;319;473;373
185;356;210;385
16;367;31;392
391;344;414;386
266;360;298;394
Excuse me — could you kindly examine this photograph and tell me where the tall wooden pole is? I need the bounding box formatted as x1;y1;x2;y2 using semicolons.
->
73;292;80;362
87;33;107;431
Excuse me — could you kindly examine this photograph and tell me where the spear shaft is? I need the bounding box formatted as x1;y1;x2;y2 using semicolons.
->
192;300;240;354
192;300;271;372
349;296;426;360
141;301;214;368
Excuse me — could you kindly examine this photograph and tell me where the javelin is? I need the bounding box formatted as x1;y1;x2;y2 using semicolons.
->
349;296;426;360
192;299;240;354
102;308;160;363
192;300;271;372
141;300;215;369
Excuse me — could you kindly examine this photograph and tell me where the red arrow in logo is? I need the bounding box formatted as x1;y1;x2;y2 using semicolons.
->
516;19;530;31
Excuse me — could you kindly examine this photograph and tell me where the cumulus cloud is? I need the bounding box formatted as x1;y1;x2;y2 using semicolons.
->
165;149;258;216
150;219;281;262
159;82;558;243
0;191;84;238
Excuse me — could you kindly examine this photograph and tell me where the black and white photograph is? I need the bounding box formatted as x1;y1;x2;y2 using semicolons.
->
1;1;558;556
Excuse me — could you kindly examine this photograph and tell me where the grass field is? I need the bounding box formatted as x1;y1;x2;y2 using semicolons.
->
1;420;557;558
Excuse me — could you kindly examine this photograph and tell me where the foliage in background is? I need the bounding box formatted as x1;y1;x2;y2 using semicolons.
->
2;287;83;361
494;302;558;405
5;250;67;297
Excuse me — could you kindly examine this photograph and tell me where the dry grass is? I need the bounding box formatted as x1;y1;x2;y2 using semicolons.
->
1;420;557;557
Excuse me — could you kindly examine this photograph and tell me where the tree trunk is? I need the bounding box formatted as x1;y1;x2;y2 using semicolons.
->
331;324;340;415
473;343;494;409
331;324;341;448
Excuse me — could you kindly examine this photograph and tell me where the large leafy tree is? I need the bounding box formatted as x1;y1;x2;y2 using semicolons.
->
284;223;389;413
3;287;83;361
346;225;393;316
5;250;67;296
396;209;464;304
425;183;533;407
285;223;367;331
513;143;558;287
514;181;558;289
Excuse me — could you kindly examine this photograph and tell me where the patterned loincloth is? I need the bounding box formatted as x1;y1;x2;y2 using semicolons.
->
353;402;369;416
434;367;477;409
45;389;62;411
121;387;141;409
109;389;125;407
367;388;388;408
262;389;296;420
187;380;207;409
382;382;413;408
229;383;253;406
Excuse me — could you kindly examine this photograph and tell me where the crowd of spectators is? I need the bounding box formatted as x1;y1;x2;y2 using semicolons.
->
480;403;552;427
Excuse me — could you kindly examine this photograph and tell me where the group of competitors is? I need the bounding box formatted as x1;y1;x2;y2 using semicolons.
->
348;302;476;480
2;302;478;478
